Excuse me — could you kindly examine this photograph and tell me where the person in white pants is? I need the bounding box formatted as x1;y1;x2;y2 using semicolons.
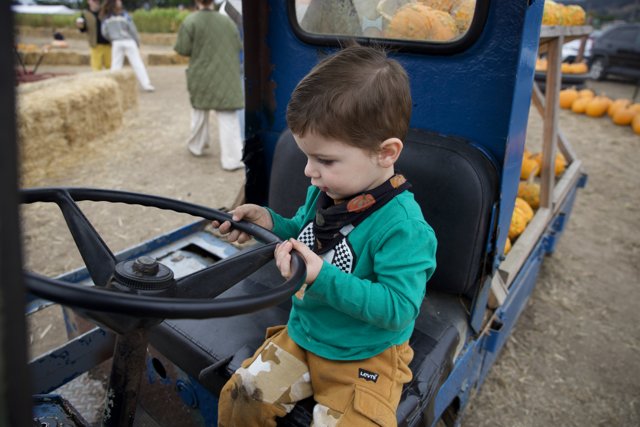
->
100;0;154;92
187;110;243;171
174;0;245;171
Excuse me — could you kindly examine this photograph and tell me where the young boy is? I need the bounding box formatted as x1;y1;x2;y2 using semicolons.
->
214;45;437;427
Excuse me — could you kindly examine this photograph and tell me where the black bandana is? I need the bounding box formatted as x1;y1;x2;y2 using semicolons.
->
312;174;411;254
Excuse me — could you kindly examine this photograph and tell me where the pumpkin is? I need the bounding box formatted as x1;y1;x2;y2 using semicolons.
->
530;152;566;177
559;87;579;109
554;152;567;176
628;103;640;114
608;98;631;117
515;197;534;223
612;107;637;126
450;0;475;34
518;181;541;209
585;96;610;117
504;237;512;254
563;5;586;25
561;62;572;74
632;113;640;135
578;88;595;99
385;3;457;41
509;208;528;240
418;0;456;13
536;57;547;71
571;97;589;114
568;62;588;74
520;153;539;179
542;0;562;25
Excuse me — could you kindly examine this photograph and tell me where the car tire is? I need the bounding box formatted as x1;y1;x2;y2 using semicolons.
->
589;57;607;81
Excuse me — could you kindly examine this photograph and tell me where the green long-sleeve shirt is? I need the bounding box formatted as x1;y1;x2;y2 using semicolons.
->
269;186;437;360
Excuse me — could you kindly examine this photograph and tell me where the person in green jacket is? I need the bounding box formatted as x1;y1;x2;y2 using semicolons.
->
214;45;437;426
174;0;244;171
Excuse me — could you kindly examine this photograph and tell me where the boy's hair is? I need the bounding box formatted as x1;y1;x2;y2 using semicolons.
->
286;45;412;152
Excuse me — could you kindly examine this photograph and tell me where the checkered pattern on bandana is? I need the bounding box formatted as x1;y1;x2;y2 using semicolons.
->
331;240;354;273
297;222;355;274
297;222;316;249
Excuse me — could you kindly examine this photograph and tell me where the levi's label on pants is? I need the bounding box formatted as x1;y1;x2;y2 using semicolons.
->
217;326;413;427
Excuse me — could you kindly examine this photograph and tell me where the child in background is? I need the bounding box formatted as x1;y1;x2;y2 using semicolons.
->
214;45;437;426
100;0;154;92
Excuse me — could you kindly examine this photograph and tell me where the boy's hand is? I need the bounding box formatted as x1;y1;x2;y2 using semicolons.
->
275;239;322;284
212;204;273;243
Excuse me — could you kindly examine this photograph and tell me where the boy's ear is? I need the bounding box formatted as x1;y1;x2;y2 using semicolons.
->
378;138;403;167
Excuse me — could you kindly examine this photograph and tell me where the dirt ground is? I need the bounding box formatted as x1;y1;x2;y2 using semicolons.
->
20;63;640;426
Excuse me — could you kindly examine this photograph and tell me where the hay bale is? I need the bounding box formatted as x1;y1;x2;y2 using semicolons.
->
18;49;90;66
146;52;189;66
17;70;138;186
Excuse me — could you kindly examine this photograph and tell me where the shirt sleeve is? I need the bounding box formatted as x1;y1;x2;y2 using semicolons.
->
127;14;140;45
267;186;319;240
101;18;110;41
174;20;192;56
304;219;437;331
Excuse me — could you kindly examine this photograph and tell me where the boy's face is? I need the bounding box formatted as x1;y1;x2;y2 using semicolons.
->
294;132;394;201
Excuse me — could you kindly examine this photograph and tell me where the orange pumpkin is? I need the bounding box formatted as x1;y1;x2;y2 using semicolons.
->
612;107;637;126
585;96;610;117
418;0;456;12
564;5;586;25
504;237;512;255
578;88;595;99
515;197;534;223
536;57;548;71
628;103;640;114
450;0;475;34
520;153;539;179
542;0;563;25
530;152;566;177
518;181;540;209
632;113;640;135
608;98;631;117
559;87;579;109
566;62;588;74
385;3;457;41
509;208;528;240
571;97;589;114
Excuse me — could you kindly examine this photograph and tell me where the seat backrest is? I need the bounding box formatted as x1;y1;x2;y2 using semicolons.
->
268;129;499;298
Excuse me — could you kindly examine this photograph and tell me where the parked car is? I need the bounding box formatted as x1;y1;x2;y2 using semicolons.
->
562;31;600;63
589;23;640;80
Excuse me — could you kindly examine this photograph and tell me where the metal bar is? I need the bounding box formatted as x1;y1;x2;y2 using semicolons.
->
101;329;148;427
29;327;115;394
1;4;32;424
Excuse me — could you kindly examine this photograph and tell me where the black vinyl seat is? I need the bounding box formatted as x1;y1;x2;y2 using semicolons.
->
150;128;499;426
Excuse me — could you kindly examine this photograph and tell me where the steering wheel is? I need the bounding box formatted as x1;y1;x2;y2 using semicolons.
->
21;187;306;319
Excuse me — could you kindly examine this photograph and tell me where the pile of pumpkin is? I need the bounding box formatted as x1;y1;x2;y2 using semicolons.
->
382;0;476;42
506;149;567;254
535;58;589;74
542;0;586;26
559;87;640;135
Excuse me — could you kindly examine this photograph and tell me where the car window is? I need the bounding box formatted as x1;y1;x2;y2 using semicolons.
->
606;27;638;44
293;0;479;44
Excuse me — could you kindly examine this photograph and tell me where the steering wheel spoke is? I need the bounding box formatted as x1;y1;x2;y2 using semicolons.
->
55;190;117;287
176;243;278;299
